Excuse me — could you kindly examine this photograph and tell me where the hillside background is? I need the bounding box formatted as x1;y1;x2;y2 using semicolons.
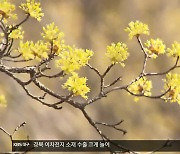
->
0;0;180;153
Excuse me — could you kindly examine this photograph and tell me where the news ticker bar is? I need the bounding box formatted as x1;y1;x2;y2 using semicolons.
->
12;140;180;152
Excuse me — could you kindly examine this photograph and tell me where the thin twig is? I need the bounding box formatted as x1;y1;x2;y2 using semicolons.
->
102;64;114;77
0;122;27;142
104;76;122;88
81;109;137;154
8;14;30;33
12;122;27;136
124;86;171;99
144;56;179;76
86;63;101;77
38;70;64;78
95;120;127;135
0;127;11;137
148;139;173;154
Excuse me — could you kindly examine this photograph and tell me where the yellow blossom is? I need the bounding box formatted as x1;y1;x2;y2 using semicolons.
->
128;77;152;97
167;41;180;57
124;21;149;39
31;40;49;61
144;38;166;59
0;32;4;42
162;73;180;104
41;22;64;42
63;73;90;99
0;0;17;21
9;26;24;40
18;41;34;60
41;23;65;54
0;94;7;107
106;42;129;67
56;46;93;74
134;97;139;102
19;0;44;21
51;39;65;54
18;40;48;61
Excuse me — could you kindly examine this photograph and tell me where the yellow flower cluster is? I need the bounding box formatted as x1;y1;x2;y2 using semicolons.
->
0;94;7;107
106;42;129;67
163;73;180;104
42;23;63;41
144;38;166;59
0;0;17;21
124;21;149;39
19;0;44;21
18;40;48;61
56;46;93;74
41;23;65;54
167;41;180;57
63;73;90;99
128;77;152;96
9;26;24;40
17;22;66;60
